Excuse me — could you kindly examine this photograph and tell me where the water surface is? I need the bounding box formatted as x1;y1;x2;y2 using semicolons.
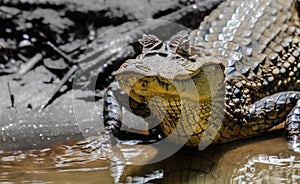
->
1;130;300;183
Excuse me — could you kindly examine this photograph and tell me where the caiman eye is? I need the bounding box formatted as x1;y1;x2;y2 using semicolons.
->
177;39;190;55
138;34;163;53
168;34;190;55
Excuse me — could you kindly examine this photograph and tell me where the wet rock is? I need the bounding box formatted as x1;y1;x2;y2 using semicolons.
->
0;66;103;151
43;58;68;70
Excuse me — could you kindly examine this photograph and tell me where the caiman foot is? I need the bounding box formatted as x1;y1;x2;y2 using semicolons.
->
79;130;115;153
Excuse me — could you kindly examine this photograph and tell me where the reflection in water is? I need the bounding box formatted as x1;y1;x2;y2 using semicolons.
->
233;154;300;183
1;131;300;183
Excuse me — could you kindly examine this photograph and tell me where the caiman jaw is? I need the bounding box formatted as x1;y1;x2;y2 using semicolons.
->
116;73;184;103
116;68;216;104
115;57;224;104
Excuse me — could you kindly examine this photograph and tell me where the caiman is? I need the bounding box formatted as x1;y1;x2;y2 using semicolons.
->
110;0;300;152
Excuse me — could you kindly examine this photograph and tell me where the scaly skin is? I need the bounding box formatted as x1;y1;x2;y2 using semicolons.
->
115;0;300;151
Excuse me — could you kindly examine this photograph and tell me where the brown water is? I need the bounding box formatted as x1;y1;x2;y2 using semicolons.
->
1;131;300;184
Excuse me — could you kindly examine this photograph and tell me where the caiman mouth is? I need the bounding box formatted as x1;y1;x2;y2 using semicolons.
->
115;70;214;104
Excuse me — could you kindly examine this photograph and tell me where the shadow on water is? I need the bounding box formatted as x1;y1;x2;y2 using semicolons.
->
1;130;300;183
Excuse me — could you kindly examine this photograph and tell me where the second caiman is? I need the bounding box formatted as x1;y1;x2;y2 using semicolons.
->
106;0;300;152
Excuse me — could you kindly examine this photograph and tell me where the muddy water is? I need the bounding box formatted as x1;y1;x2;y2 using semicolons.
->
1;130;300;184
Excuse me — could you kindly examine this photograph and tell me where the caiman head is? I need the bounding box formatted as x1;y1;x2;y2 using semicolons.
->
115;34;226;146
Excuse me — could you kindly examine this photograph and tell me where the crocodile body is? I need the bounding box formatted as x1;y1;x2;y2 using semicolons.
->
115;0;300;150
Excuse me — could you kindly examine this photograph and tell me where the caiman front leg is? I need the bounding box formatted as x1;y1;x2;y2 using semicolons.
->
105;81;163;142
84;81;162;151
243;91;300;152
81;82;122;151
